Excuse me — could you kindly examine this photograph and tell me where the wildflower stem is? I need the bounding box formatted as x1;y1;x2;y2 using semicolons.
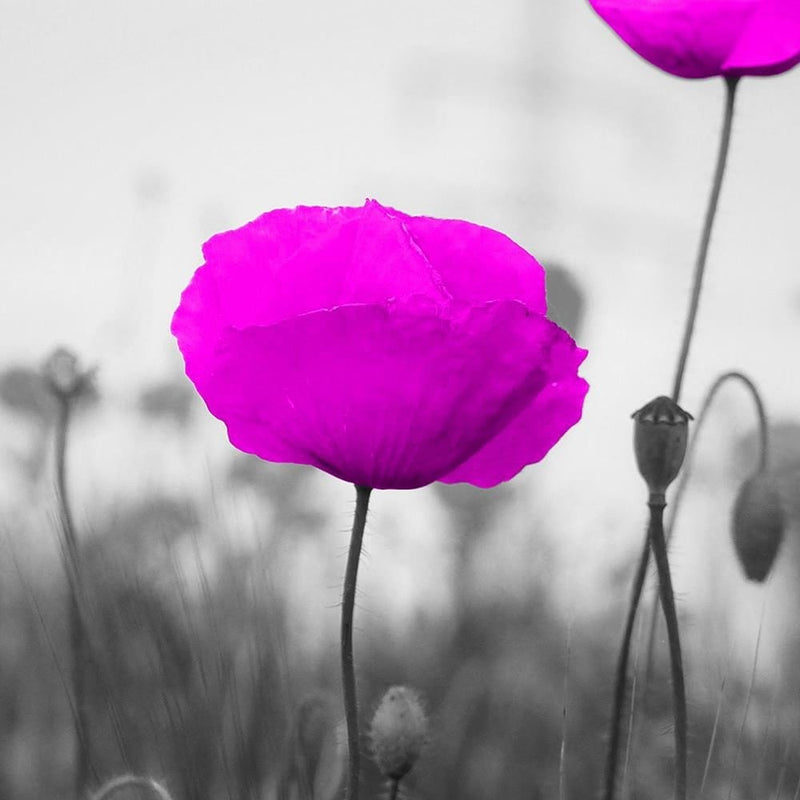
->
389;778;400;800
603;530;650;800
725;595;766;800
54;393;93;799
671;75;739;405
648;492;687;800
672;370;769;505
342;484;373;800
642;369;770;699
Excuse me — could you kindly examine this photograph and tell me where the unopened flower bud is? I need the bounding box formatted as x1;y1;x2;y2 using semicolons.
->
42;347;94;401
369;686;429;781
731;473;785;582
632;396;693;495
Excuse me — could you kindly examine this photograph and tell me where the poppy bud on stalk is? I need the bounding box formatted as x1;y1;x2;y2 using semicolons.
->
632;396;693;496
369;686;429;781
731;473;785;582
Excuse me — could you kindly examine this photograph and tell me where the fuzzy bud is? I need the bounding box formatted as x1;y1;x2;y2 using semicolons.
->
731;473;785;582
369;686;429;781
632;396;693;495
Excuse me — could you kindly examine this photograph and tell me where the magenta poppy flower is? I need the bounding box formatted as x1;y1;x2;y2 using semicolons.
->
172;200;588;490
588;0;800;79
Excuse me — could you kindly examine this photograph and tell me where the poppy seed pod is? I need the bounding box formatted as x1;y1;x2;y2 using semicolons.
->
369;686;429;781
632;396;693;495
732;473;785;582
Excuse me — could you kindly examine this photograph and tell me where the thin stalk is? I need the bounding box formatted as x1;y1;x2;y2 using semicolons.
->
54;395;93;798
671;75;740;404
699;663;728;796
388;778;400;800
621;603;645;800
603;533;650;800
725;596;766;800
342;485;372;800
771;736;793;800
669;371;769;536
648;493;687;800
559;613;573;800
672;76;739;403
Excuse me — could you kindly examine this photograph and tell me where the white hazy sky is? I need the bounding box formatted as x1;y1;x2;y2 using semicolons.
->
2;0;800;675
3;1;799;389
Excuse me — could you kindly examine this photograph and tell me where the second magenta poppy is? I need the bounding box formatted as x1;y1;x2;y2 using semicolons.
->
588;0;800;79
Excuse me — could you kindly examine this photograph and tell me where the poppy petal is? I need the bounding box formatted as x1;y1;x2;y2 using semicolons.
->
197;200;448;330
193;298;583;489
723;0;800;76
387;208;546;313
588;0;757;78
440;359;589;487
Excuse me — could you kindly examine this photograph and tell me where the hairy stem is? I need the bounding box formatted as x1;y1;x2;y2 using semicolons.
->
341;485;372;800
643;369;770;700
671;75;739;404
648;494;687;800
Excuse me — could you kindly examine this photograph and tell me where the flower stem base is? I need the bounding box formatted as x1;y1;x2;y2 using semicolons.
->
341;485;372;800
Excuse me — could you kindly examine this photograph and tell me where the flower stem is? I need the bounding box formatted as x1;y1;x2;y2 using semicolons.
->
342;484;372;800
642;369;770;700
54;394;93;799
618;76;740;797
648;493;687;800
603;531;650;800
389;778;400;800
671;75;740;405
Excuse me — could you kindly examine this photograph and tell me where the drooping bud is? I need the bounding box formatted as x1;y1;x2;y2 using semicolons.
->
731;473;785;582
632;396;693;495
369;686;429;781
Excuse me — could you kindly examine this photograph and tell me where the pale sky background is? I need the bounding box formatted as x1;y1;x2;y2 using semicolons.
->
2;1;800;679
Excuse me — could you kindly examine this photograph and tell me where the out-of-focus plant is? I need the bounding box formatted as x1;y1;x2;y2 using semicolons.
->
41;347;98;799
544;262;585;341
0;362;97;488
137;379;196;428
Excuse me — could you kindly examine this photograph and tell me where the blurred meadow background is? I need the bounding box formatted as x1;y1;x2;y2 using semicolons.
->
2;1;800;798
